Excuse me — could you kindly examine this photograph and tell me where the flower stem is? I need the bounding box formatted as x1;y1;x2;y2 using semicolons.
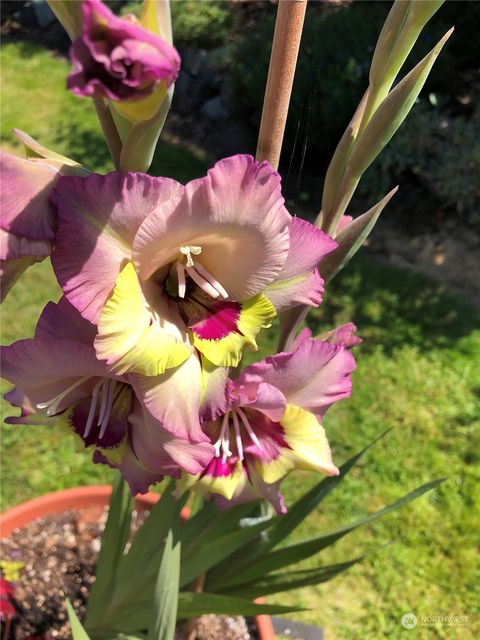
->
256;0;308;170
93;97;123;170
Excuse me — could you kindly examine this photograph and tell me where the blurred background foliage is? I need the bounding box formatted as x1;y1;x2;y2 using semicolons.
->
1;1;479;639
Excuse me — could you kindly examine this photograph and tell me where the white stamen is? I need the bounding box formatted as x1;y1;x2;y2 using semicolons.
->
176;245;228;300
83;379;103;438
186;266;220;298
213;412;233;461
97;379;110;426
194;262;229;299
221;419;232;463
98;380;115;440
176;263;186;298
37;375;90;416
180;245;202;268
237;408;263;450
232;411;244;461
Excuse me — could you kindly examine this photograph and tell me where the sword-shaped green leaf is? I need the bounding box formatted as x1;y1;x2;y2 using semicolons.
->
323;27;453;235
319;89;369;222
66;600;91;640
180;518;273;588
176;592;305;619
365;0;446;128
347;28;453;183
147;528;181;640
217;478;445;588
86;475;133;626
223;558;362;598
47;0;82;39
319;187;398;283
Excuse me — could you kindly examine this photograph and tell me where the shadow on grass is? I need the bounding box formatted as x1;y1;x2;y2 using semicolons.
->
308;253;480;355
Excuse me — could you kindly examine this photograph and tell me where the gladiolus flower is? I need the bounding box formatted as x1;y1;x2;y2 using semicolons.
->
1;298;223;494
67;0;180;118
0;131;88;301
51;155;337;378
180;334;356;513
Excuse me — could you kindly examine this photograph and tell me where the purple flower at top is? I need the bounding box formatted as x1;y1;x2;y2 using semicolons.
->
67;0;180;104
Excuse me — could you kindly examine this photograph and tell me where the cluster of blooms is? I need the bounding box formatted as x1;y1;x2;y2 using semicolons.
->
0;0;359;513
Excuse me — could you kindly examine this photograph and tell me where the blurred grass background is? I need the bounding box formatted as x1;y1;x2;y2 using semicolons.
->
1;22;479;640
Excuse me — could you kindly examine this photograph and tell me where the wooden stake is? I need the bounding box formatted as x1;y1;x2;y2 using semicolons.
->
256;0;308;170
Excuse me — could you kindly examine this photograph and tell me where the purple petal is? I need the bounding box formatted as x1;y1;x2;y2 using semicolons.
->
1;338;109;412
241;338;356;418
264;217;337;312
0;228;52;261
51;171;183;323
35;297;97;345
93;449;164;495
68;0;180;102
129;355;210;444
129;402;214;477
291;327;313;350
0;153;58;241
233;380;286;422
322;322;362;348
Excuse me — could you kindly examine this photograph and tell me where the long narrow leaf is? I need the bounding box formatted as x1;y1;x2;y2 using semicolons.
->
319;187;398;283
347;28;453;182
320;89;369;219
87;482;185;634
367;0;445;123
223;559;362;598
325;27;453;234
113;481;186;603
180;518;273;588
66;600;91;640
86;475;133;625
176;592;305;619
217;478;445;588
147;529;181;640
180;501;257;559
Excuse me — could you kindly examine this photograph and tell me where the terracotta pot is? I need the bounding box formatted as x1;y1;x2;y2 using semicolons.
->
0;485;275;640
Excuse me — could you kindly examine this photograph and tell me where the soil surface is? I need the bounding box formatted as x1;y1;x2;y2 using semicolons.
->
1;508;258;640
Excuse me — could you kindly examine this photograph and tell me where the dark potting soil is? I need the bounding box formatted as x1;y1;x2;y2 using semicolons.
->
1;507;258;640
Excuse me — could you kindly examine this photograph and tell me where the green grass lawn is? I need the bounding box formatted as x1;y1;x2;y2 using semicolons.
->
1;40;479;640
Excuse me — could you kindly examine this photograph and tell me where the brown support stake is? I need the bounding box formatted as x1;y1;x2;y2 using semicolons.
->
256;0;308;170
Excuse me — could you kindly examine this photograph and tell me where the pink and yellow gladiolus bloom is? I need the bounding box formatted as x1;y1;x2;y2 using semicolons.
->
181;333;357;513
1;298;226;494
51;155;337;378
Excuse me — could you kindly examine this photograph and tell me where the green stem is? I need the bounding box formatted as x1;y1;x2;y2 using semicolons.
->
93;97;123;170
